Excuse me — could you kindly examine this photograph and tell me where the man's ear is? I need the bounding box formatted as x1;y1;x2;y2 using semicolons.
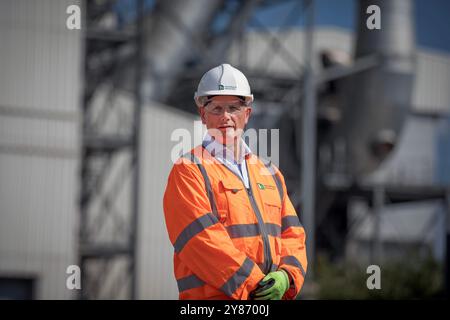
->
198;107;207;124
244;107;252;125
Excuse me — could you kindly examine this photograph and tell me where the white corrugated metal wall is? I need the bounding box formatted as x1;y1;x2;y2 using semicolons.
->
0;0;198;299
0;0;81;299
413;49;450;114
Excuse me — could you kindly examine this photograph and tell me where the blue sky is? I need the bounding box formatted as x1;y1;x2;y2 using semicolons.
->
116;0;450;53
253;0;450;53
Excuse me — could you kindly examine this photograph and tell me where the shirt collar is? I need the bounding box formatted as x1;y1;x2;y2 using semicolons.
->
202;132;251;164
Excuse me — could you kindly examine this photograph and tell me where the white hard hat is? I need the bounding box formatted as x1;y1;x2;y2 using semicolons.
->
194;63;254;107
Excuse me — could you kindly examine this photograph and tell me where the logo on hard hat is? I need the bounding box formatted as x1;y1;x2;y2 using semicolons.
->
218;84;237;90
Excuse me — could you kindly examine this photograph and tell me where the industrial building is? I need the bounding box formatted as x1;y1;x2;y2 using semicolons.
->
0;0;449;299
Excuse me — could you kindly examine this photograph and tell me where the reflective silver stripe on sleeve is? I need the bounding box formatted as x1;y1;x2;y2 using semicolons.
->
281;215;303;233
280;255;306;277
177;274;205;292
220;257;255;297
174;213;219;253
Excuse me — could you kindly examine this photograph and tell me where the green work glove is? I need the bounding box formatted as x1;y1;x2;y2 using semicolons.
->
251;270;290;300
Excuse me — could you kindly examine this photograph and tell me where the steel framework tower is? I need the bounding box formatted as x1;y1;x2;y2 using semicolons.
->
79;0;144;299
78;0;314;299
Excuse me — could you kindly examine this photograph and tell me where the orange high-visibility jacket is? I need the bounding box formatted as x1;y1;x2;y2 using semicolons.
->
163;145;307;300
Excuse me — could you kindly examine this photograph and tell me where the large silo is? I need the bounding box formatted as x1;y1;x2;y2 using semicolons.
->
338;0;416;179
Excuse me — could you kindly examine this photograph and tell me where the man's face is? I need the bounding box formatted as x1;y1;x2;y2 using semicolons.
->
199;95;252;145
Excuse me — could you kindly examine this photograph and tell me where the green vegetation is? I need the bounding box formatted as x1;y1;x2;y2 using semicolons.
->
315;253;444;299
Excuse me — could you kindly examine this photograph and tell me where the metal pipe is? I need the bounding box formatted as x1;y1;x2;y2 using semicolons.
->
371;184;385;264
446;189;450;297
338;0;416;179
301;0;316;278
141;0;223;102
130;0;144;300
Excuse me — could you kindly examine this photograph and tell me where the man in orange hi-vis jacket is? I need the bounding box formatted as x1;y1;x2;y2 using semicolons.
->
163;63;307;300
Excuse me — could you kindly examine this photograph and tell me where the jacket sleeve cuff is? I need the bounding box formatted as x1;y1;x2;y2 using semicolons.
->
279;266;300;300
233;263;266;300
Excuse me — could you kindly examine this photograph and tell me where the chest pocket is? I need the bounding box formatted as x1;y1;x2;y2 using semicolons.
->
254;182;282;226
217;179;255;226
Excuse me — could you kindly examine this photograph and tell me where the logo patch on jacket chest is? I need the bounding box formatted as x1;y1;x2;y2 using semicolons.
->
257;183;275;190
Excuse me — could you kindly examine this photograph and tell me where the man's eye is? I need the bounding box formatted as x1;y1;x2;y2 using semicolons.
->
229;106;240;112
213;107;223;113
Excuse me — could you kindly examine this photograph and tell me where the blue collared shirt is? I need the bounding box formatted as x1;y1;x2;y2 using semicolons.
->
202;133;251;189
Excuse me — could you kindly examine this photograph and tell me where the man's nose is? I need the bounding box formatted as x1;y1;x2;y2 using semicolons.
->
220;110;233;119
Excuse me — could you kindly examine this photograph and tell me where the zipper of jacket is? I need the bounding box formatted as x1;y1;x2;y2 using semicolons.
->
200;145;273;273
245;180;273;274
